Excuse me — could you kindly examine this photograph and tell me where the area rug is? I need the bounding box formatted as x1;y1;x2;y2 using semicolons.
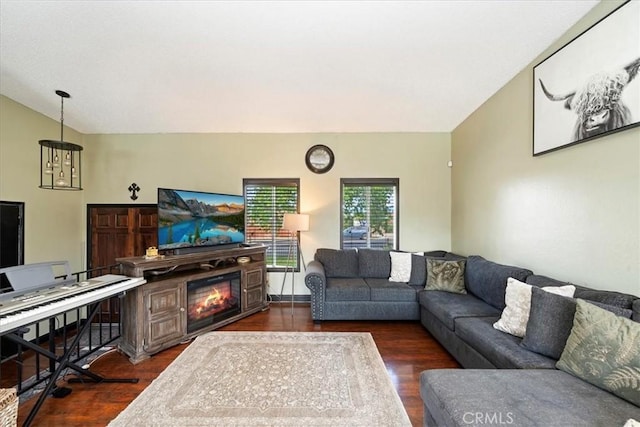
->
108;331;411;426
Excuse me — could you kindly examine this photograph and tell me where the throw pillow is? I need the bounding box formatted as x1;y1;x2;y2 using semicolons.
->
521;287;577;359
424;259;466;294
389;251;422;283
556;300;640;407
408;253;427;285
522;288;635;360
493;278;575;338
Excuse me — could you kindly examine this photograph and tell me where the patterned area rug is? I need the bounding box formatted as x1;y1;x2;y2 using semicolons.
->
109;331;411;426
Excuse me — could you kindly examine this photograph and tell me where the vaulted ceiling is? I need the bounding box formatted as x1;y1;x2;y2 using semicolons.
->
0;0;599;134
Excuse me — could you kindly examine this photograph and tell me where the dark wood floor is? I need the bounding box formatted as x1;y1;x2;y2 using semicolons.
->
14;304;460;427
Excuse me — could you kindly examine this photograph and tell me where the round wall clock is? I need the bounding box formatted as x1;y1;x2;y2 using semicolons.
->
305;144;334;174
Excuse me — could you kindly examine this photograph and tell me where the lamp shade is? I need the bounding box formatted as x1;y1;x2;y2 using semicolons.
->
282;213;309;232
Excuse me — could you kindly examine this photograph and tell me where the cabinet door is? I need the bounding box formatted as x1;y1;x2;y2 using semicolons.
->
89;205;157;321
89;205;158;269
144;283;185;351
243;267;265;310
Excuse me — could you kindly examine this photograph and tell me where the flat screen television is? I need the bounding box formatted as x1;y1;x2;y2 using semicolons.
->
157;188;245;253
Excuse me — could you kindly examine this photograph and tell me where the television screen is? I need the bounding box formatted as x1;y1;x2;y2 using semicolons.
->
157;188;245;252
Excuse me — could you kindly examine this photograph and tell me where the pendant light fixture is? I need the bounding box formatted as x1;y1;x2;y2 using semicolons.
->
39;90;83;190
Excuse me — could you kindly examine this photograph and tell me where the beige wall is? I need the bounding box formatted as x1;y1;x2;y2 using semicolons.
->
1;96;451;295
451;1;640;295
0;95;86;272
81;132;452;295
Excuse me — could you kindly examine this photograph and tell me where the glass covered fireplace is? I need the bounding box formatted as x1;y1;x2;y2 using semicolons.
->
186;271;241;333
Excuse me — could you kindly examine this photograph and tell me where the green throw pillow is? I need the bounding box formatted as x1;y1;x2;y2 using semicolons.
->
424;259;466;294
556;300;640;406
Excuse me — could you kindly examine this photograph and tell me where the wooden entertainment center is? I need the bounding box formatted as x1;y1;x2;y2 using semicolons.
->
116;244;268;363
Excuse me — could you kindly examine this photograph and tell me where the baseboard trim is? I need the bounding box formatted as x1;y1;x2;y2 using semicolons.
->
269;294;311;303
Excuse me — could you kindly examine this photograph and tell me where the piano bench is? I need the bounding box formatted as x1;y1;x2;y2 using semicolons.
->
0;388;18;427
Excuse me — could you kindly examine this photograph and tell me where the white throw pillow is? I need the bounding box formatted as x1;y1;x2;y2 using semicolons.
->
389;252;413;282
493;277;575;337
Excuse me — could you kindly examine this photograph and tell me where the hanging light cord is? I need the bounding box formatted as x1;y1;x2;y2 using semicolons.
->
60;94;65;141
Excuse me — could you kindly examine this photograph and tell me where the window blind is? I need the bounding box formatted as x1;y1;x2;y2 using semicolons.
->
341;178;398;250
243;178;300;270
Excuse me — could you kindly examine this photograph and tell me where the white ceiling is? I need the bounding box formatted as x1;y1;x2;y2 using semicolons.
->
0;0;599;134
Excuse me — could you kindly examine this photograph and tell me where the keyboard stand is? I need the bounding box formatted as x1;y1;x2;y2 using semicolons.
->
3;295;139;427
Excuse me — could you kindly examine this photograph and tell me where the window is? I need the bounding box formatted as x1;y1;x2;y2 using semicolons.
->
243;179;300;271
341;178;398;250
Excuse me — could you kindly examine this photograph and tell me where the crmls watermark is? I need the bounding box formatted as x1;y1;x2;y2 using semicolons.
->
462;412;515;425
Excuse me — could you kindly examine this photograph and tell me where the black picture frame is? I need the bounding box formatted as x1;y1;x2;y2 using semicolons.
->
533;0;639;156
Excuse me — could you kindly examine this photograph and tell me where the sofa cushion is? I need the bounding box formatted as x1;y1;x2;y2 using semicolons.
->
557;300;640;406
325;278;370;301
455;316;557;369
420;369;640;427
425;259;466;294
522;287;634;360
315;248;359;278
419;290;501;331
526;274;637;310
464;256;533;310
525;274;570;289
574;287;637;310
424;250;448;258
443;252;466;261
366;278;417;302
357;249;390;278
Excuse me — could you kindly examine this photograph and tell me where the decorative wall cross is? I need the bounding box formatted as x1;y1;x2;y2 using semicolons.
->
128;183;140;200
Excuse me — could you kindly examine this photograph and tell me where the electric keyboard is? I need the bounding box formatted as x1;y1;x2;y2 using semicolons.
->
0;274;146;335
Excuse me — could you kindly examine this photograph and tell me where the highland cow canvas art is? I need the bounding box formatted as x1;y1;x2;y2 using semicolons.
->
533;0;639;156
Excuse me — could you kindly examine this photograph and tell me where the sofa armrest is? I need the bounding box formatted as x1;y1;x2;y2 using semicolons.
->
305;260;326;291
305;260;327;321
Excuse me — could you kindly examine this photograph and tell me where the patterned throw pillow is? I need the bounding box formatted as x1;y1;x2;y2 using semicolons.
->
389;252;413;282
493;278;575;338
556;300;640;406
424;259;466;294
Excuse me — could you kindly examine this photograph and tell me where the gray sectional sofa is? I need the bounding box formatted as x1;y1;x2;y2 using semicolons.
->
419;255;640;426
304;248;640;426
304;248;456;321
421;256;639;369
